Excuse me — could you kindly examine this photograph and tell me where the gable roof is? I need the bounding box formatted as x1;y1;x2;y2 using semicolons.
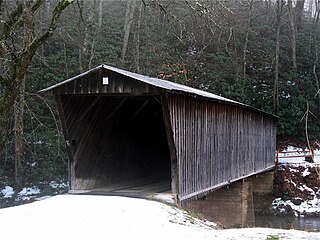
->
39;64;276;118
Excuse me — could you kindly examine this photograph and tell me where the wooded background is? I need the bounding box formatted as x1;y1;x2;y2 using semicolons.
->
1;0;320;186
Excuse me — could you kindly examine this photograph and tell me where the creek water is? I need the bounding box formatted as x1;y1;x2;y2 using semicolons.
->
255;214;320;232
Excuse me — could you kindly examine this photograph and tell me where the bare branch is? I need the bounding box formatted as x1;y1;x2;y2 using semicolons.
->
1;2;23;40
31;0;45;13
27;0;74;57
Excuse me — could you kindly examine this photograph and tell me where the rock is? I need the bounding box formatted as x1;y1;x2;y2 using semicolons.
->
291;197;304;205
272;164;320;217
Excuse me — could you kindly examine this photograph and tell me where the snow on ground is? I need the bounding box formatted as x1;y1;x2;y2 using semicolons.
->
1;186;14;198
0;194;319;240
272;197;320;216
273;147;320;217
0;180;68;207
17;186;41;200
49;180;68;189
314;148;320;163
153;193;175;204
277;146;320;164
1;185;44;201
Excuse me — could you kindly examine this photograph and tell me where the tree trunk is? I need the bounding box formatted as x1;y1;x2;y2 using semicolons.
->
274;0;284;115
243;0;253;77
274;24;280;115
287;0;298;77
84;2;94;70
13;77;25;188
98;0;103;27
265;0;272;21
308;0;313;19
243;30;249;77
294;0;305;32
13;1;33;188
0;0;74;169
311;2;320;109
63;41;70;78
88;0;103;69
121;0;137;64
78;0;85;72
0;1;4;71
309;0;320;54
314;53;319;103
135;0;143;73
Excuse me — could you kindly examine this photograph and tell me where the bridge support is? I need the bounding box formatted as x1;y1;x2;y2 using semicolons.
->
184;171;274;228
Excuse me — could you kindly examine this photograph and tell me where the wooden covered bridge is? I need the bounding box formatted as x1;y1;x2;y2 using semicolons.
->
40;64;277;206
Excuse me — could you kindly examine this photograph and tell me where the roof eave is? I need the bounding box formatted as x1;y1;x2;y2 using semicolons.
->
38;65;105;94
38;64;277;119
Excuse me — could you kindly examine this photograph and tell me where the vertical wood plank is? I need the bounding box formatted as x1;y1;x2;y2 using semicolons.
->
161;94;179;200
166;94;276;203
55;95;74;189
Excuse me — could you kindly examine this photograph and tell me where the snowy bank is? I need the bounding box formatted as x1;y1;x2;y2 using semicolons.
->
0;195;319;240
0;180;68;208
277;146;320;164
272;163;320;217
273;145;320;217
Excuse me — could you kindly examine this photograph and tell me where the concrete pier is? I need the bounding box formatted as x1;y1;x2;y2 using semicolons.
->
184;171;274;227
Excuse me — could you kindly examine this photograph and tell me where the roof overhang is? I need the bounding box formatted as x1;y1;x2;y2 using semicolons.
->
39;64;277;119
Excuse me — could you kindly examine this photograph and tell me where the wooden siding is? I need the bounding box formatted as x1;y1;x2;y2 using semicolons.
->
166;94;276;203
52;68;160;95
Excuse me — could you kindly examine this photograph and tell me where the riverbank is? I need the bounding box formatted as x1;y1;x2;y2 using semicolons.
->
249;146;320;231
272;163;320;217
271;146;320;217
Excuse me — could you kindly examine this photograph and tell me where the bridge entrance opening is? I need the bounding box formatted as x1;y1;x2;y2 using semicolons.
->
69;95;172;196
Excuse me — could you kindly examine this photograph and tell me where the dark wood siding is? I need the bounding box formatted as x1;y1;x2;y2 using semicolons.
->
52;68;160;95
166;94;276;203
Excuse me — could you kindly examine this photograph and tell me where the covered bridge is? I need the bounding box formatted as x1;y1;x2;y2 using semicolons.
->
40;64;277;205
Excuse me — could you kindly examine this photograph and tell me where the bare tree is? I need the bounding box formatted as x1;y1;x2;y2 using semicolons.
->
77;0;85;72
265;0;272;21
121;0;137;64
274;0;285;115
243;0;254;77
135;0;143;73
295;0;306;32
77;0;104;71
287;0;298;77
310;0;320;53
88;0;104;69
311;0;320;107
0;0;74;187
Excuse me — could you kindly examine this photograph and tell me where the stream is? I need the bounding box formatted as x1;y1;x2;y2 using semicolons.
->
255;214;320;232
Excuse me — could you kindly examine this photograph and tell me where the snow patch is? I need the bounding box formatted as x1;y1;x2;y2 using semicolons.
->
302;168;311;177
1;186;14;198
298;184;314;195
49;181;68;189
273;162;320;217
18;187;41;196
272;197;320;216
153;193;175;204
34;195;51;201
15;187;41;201
314;149;320;163
278;146;320;164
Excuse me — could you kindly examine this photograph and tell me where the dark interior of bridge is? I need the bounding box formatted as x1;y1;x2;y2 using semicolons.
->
65;95;172;192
